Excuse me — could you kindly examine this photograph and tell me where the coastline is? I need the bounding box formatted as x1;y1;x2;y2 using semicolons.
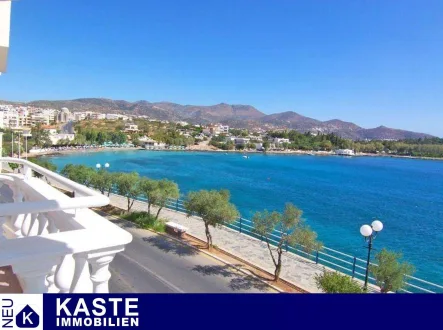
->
26;146;140;158
28;145;443;161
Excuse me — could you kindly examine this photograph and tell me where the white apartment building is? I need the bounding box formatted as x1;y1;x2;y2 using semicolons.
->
106;113;129;120
271;137;290;144
74;112;86;121
50;133;75;145
93;113;106;120
30;113;51;126
219;125;229;134
2;111;30;128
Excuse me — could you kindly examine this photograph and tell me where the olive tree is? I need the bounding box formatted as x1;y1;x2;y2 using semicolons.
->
61;164;95;187
315;270;363;293
139;178;158;216
184;189;239;248
115;172;141;212
151;179;179;220
91;170;114;195
253;203;322;281
369;249;414;293
28;158;57;180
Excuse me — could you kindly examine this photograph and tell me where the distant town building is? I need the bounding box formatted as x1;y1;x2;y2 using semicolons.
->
124;123;139;132
50;133;75;145
232;137;250;146
271;138;290;144
335;149;355;156
144;139;166;149
203;124;229;136
57;107;72;123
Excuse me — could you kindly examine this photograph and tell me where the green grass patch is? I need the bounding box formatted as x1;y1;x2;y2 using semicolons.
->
121;211;166;232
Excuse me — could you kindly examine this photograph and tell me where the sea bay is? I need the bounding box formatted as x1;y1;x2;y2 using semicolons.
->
44;150;443;284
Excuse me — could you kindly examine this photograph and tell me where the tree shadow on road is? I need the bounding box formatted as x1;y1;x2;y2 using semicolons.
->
192;265;271;292
142;236;199;257
228;275;270;292
110;218;139;229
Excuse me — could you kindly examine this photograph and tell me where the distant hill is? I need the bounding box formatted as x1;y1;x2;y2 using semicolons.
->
1;98;434;140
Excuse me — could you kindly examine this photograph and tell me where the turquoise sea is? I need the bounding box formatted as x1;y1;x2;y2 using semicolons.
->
44;150;443;284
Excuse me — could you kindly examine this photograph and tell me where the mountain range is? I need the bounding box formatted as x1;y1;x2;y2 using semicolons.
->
2;98;434;140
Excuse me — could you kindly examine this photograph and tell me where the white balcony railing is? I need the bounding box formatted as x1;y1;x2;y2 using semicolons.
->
0;157;132;293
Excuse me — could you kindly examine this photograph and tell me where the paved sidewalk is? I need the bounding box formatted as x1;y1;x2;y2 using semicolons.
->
108;193;324;292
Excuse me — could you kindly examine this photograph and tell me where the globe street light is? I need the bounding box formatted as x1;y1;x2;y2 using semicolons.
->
96;163;110;171
360;220;383;291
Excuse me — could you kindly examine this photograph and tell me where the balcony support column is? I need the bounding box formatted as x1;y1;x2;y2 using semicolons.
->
14;256;62;293
88;247;124;293
54;254;75;293
70;253;93;293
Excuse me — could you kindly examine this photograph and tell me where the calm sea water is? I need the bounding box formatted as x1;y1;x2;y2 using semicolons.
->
44;150;443;283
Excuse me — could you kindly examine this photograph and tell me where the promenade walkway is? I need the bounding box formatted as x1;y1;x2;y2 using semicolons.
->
108;193;324;292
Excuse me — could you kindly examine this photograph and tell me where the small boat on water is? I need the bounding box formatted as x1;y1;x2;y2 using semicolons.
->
243;155;249;159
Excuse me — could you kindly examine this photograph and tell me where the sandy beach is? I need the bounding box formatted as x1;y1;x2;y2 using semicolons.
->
25;143;443;161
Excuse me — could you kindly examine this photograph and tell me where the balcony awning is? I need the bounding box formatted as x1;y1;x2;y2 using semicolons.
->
0;1;12;73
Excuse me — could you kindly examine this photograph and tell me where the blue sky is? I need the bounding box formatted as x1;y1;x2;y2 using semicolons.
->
1;0;442;136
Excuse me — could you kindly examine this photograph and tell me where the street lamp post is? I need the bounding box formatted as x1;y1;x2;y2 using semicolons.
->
360;220;384;291
23;132;32;160
96;163;110;171
18;132;21;159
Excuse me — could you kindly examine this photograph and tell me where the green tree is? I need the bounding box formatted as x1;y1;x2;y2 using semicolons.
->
115;172;140;212
315;270;363;293
28;158;57;179
97;131;108;145
139;178;159;216
320;140;333;151
369;249;414;293
262;141;270;151
61;164;95;187
184;189;239;248
31;123;52;147
146;179;180;220
91;170;114;195
253;203;322;281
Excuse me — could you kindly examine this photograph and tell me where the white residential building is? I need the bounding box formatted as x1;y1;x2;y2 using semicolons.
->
74;112;86;121
106;113;129;120
124;123;139;132
50;133;75;145
272;138;290;144
232;137;250;146
30;113;51;126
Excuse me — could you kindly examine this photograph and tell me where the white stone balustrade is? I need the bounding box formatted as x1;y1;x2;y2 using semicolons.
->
0;157;133;293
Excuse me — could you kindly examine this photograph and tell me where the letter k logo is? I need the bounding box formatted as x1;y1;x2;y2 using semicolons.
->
16;305;39;328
